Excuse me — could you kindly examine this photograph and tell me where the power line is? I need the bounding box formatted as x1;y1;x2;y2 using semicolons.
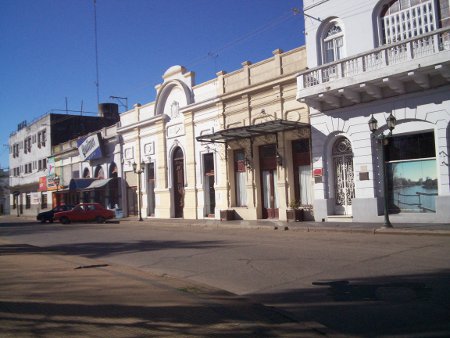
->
187;8;300;69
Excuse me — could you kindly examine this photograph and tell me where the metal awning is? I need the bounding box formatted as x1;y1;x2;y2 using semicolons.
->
85;178;112;190
196;120;308;143
69;178;97;191
69;178;113;191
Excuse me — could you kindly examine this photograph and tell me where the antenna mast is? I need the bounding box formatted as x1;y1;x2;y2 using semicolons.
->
93;0;100;106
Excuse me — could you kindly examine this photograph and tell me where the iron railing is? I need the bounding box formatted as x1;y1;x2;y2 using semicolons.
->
300;27;450;89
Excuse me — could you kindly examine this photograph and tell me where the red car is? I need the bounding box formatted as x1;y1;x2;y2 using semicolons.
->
54;203;115;224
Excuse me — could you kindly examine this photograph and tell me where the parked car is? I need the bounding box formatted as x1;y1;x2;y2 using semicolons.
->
37;204;74;223
54;203;115;224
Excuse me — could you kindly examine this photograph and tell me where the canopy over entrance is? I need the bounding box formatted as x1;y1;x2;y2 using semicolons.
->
196;120;308;143
69;178;113;191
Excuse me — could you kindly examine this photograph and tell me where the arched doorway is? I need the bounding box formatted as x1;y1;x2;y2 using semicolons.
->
172;147;185;218
332;137;355;215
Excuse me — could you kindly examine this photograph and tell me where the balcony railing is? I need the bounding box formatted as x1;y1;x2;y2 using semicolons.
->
300;27;450;89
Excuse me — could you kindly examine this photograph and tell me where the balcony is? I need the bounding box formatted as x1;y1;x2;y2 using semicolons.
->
297;27;450;111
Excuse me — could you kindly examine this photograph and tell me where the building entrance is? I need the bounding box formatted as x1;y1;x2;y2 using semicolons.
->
332;137;355;215
173;147;185;218
260;144;278;219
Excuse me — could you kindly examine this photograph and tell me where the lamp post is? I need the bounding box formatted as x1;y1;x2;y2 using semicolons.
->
132;161;145;221
368;112;396;228
54;175;60;206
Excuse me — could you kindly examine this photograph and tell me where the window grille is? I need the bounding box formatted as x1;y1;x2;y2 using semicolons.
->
381;0;437;44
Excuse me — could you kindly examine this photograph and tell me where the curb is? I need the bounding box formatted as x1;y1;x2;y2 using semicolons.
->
2;215;450;236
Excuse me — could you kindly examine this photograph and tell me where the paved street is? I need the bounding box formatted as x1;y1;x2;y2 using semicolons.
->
1;216;450;337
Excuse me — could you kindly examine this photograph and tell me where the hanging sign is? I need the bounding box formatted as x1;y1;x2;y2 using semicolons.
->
77;133;103;161
313;168;323;177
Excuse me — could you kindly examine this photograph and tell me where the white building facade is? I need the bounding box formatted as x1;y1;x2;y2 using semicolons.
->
297;0;450;223
9;116;52;216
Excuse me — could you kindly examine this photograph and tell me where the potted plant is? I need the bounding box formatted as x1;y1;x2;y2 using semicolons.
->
286;199;303;222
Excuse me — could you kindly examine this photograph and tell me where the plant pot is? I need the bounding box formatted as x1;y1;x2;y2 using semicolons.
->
287;209;303;222
220;209;234;221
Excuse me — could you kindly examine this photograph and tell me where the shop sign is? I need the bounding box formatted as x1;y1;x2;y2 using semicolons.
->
47;175;58;191
313;168;323;177
31;192;40;204
38;176;47;191
77;133;103;161
47;157;55;176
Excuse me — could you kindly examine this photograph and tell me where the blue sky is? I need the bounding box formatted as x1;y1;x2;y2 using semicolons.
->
0;0;305;169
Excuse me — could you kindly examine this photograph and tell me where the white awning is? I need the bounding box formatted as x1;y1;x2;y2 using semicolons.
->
84;178;113;190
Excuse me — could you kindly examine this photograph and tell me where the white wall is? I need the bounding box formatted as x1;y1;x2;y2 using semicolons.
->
304;0;377;68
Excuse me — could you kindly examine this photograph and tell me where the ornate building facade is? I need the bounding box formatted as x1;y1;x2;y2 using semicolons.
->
297;0;450;223
118;46;311;220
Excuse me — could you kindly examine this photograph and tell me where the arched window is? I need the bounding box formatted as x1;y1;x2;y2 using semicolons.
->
83;168;90;178
109;162;118;178
322;20;345;64
379;0;438;45
95;165;104;179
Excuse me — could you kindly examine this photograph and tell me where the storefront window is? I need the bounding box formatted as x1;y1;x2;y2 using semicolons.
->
386;132;437;213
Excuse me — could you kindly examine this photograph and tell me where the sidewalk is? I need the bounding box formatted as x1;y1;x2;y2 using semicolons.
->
0;238;327;337
3;214;450;236
118;216;450;236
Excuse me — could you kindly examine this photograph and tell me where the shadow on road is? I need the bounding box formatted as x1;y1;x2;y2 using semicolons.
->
0;239;228;258
250;271;450;337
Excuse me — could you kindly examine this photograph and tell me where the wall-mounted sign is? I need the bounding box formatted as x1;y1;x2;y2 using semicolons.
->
47;157;55;177
38;176;47;191
46;175;58;191
313;168;323;177
77;133;103;161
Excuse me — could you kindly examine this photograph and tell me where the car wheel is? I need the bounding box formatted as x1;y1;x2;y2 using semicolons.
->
49;219;54;223
60;217;70;224
96;216;106;224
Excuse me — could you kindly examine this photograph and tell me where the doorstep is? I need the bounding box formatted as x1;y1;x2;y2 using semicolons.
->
327;215;353;222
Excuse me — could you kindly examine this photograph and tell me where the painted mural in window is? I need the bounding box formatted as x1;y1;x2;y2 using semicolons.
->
386;132;437;213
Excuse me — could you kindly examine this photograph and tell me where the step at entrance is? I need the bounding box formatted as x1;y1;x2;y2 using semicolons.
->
327;215;353;222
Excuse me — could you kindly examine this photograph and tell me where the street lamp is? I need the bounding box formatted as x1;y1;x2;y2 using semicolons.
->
369;112;397;228
54;175;60;206
132;161;145;221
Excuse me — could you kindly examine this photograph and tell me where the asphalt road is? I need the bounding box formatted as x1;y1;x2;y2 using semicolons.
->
1;218;449;337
